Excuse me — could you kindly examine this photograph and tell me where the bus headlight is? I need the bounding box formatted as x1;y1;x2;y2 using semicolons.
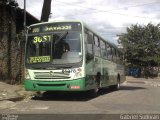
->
74;68;82;78
25;69;31;79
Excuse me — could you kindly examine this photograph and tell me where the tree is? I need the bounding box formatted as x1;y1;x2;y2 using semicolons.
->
118;23;160;68
41;0;52;22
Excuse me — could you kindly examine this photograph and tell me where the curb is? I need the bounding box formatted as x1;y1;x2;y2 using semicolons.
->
126;80;146;84
0;88;25;101
0;96;24;102
0;88;34;102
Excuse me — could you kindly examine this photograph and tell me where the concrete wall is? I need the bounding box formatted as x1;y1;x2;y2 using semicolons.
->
0;4;24;83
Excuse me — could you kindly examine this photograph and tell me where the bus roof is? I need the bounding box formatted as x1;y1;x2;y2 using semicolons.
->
82;22;120;51
29;20;83;26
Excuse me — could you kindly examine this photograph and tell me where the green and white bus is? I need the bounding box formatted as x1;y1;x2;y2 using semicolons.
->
24;20;125;96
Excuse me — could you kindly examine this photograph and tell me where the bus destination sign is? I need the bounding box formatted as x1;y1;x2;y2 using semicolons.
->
29;22;82;33
44;25;72;32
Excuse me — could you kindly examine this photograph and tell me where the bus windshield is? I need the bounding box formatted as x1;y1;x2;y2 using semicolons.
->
26;31;82;66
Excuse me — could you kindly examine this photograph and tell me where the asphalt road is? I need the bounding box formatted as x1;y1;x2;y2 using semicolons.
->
0;78;160;120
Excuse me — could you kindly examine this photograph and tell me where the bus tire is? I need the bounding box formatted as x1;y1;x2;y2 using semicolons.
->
89;87;99;98
89;73;100;98
117;74;120;89
110;75;120;90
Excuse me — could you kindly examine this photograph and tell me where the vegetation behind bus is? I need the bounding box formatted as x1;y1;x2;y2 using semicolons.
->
118;23;160;78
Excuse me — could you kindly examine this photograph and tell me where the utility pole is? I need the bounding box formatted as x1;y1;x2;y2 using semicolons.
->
41;0;52;22
24;0;26;33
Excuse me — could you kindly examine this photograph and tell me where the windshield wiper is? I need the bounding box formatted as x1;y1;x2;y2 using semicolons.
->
51;64;73;69
54;32;68;51
62;65;73;68
54;31;68;51
54;31;68;45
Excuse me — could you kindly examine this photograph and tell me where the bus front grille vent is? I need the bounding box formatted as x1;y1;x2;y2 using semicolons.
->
34;72;70;80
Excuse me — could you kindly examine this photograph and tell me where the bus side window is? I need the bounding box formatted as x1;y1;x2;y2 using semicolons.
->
100;40;106;58
85;31;94;62
106;44;112;61
119;52;124;63
86;32;93;55
94;36;101;57
112;48;117;62
116;51;120;63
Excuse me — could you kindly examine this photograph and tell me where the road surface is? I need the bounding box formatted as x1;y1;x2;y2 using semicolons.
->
0;77;160;119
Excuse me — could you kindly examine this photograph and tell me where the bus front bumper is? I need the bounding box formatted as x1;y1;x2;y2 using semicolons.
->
24;78;86;91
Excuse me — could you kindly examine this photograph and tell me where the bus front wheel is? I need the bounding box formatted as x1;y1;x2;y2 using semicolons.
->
89;86;99;98
89;73;101;98
110;75;120;90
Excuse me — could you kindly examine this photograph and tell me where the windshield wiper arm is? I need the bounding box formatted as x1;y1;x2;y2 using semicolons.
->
51;64;73;68
54;32;68;44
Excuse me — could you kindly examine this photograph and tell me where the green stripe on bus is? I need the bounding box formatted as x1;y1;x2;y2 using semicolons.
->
24;78;87;91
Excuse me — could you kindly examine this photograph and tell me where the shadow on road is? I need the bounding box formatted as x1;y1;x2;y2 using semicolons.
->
98;85;146;96
32;91;93;101
31;85;146;101
119;86;147;91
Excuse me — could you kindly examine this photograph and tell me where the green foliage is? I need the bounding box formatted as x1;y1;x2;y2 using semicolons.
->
118;23;160;67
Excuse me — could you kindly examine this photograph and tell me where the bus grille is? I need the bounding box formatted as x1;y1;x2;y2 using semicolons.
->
34;72;70;80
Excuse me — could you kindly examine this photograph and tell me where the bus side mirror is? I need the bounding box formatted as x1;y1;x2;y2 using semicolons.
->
18;41;21;49
18;40;25;50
